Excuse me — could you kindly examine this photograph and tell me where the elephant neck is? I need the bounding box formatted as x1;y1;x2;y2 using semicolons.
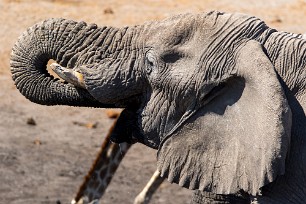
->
260;30;306;96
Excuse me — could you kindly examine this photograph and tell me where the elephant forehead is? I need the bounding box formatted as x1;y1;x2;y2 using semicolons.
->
143;14;197;47
142;11;229;48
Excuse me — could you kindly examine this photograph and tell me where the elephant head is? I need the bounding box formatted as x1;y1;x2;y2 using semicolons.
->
11;11;292;196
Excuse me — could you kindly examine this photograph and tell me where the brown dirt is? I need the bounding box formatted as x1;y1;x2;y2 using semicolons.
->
0;0;305;203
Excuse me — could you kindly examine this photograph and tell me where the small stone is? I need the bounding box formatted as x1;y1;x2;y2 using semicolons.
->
104;7;114;15
85;122;98;129
33;139;42;145
26;117;36;126
271;16;282;24
72;121;98;129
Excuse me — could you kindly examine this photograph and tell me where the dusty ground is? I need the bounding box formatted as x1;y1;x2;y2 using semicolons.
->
0;0;305;204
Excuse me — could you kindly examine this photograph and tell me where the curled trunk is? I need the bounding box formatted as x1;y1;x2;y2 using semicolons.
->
10;18;121;107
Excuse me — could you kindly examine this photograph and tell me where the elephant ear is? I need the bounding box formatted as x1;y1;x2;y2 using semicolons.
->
157;40;292;196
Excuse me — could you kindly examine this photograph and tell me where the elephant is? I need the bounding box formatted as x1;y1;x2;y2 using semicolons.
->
10;11;305;203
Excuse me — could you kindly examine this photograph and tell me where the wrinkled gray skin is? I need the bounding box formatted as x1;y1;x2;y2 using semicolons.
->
11;11;306;203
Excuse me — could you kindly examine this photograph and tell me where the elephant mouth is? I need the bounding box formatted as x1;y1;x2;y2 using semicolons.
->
109;108;143;145
110;134;137;144
110;129;138;144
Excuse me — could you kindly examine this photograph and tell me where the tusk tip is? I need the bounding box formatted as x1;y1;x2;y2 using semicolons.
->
50;62;63;71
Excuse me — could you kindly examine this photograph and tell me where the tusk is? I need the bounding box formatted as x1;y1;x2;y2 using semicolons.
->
50;63;86;89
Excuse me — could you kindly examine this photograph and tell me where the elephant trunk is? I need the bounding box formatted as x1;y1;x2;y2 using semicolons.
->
10;18;120;107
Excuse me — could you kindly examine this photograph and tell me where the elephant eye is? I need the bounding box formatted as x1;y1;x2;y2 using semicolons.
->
161;51;183;63
145;51;157;74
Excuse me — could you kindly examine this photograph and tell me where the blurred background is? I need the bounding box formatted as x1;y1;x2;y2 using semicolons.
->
0;0;305;203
